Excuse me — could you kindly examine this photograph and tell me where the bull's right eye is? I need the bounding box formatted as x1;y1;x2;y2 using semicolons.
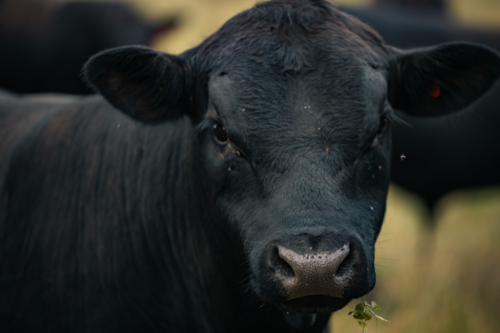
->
212;122;228;144
378;116;389;134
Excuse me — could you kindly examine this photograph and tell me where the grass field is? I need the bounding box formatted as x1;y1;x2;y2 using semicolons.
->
331;186;500;333
72;0;500;53
64;0;500;331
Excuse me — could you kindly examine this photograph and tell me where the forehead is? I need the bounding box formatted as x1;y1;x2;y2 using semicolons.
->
202;1;389;149
200;1;389;111
208;62;387;123
207;65;387;174
197;0;388;74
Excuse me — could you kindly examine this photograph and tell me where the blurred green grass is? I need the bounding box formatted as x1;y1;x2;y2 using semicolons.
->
64;0;500;331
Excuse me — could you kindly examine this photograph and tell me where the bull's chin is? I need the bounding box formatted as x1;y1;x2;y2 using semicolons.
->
280;295;350;315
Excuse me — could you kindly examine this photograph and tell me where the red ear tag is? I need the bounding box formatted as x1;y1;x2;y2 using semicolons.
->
430;82;441;98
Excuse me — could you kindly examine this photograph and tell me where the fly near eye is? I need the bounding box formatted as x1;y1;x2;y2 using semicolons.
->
212;122;228;143
378;116;389;134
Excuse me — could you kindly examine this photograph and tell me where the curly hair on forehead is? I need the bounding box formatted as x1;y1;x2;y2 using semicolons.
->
197;0;386;60
194;0;388;76
252;0;385;45
252;0;337;28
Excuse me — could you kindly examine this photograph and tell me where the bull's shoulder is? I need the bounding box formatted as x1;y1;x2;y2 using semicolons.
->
0;92;186;180
0;93;98;139
0;94;112;176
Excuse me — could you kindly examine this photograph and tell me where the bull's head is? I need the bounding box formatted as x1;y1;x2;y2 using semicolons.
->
84;0;500;330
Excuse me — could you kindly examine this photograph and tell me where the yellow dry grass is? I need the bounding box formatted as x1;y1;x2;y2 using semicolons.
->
63;0;500;51
331;186;500;333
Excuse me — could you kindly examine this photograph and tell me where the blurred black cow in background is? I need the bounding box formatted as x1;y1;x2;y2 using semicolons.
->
375;0;445;13
0;0;176;94
342;1;500;227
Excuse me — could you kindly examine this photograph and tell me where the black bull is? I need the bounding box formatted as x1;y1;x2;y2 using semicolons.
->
0;1;499;332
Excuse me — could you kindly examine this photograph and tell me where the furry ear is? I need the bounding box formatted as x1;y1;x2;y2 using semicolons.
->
388;42;500;116
84;46;191;122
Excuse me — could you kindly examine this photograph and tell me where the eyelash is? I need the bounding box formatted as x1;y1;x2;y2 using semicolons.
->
378;115;389;134
211;120;228;144
358;113;391;155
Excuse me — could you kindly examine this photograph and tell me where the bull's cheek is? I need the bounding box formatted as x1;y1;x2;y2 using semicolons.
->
364;246;377;292
356;148;387;202
202;143;236;193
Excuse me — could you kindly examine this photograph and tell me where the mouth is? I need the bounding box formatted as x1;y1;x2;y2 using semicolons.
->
281;295;350;315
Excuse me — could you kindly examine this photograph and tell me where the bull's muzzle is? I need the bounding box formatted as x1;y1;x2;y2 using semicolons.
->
274;243;350;298
265;234;362;314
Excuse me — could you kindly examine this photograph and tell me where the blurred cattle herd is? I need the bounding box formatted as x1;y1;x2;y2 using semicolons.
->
1;0;498;228
0;0;176;94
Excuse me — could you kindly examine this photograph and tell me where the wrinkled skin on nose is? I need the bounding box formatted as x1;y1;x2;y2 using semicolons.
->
255;224;378;314
274;243;350;299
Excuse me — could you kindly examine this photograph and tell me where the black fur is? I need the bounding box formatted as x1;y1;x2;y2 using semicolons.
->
0;1;499;332
389;42;500;116
343;4;500;221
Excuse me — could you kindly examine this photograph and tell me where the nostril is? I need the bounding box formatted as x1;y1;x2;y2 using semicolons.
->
335;249;351;277
270;245;295;279
334;242;356;283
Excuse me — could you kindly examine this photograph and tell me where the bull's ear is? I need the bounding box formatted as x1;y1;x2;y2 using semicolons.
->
83;46;190;122
388;42;500;116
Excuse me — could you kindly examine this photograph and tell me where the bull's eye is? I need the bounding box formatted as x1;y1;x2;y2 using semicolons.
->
212;122;228;144
378;116;389;134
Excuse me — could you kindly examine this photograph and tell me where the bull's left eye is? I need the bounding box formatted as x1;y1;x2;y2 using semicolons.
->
212;122;228;144
378;116;389;134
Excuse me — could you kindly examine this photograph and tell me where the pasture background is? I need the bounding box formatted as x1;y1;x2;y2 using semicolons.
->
63;0;500;331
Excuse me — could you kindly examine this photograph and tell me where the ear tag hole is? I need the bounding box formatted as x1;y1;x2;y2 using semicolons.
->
430;81;441;98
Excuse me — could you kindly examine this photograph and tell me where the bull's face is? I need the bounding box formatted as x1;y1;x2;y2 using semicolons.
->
199;58;391;313
84;0;500;322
